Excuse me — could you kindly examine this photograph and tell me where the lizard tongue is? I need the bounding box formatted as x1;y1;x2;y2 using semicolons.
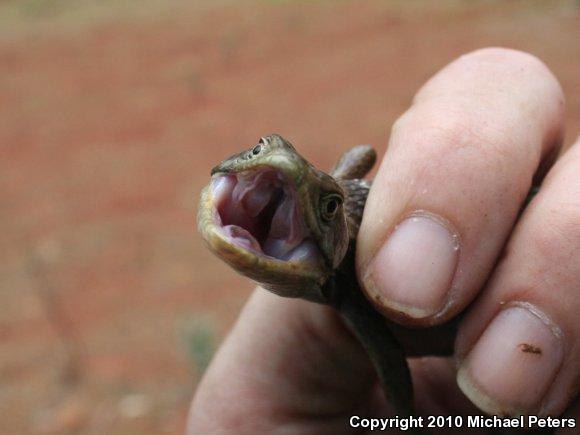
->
262;195;304;258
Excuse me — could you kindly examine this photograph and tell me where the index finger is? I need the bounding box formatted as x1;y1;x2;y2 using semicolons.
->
356;47;564;326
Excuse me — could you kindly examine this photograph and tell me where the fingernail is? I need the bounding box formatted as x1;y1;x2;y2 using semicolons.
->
364;212;459;318
457;305;564;416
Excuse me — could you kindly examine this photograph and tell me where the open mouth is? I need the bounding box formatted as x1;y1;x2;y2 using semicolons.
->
211;169;322;266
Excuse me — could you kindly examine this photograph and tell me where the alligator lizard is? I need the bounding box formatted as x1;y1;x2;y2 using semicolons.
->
198;134;413;415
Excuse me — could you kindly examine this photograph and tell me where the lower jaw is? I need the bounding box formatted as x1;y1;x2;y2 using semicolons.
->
210;224;328;285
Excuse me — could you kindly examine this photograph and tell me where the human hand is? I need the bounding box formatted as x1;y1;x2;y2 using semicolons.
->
189;48;579;433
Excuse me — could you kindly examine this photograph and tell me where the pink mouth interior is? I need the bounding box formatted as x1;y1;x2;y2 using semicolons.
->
212;170;321;265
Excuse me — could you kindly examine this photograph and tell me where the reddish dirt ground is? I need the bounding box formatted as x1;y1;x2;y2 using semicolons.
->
1;0;579;433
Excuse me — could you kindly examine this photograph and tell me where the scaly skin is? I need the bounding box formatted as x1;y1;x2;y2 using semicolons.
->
198;134;414;415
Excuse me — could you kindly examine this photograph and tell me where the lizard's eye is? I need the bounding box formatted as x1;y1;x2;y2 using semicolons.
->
320;194;342;222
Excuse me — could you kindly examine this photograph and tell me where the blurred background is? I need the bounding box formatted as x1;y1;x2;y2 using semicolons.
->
1;0;579;433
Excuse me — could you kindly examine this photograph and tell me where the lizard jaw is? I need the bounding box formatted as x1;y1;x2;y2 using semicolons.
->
205;169;324;268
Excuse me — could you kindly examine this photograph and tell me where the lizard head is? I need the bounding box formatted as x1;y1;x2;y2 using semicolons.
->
198;134;349;301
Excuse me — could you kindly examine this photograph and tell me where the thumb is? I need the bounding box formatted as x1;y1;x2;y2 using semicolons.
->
188;288;376;434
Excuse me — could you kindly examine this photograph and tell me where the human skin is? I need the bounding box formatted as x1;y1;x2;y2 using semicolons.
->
188;48;580;433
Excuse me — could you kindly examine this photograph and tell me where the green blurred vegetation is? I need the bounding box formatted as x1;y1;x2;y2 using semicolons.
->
182;315;217;376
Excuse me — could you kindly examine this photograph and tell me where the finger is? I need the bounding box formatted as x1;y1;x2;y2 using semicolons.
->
357;47;564;326
188;288;376;434
456;137;580;417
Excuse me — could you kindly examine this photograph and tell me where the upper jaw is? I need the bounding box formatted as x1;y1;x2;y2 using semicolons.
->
200;166;326;274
